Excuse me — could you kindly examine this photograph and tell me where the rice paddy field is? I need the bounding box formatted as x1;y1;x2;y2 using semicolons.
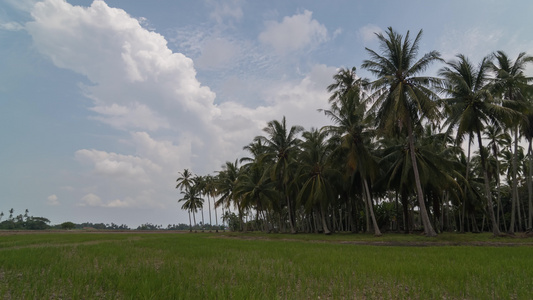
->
0;231;532;299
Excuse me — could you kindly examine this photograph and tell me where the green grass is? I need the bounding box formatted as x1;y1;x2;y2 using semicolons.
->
0;231;532;299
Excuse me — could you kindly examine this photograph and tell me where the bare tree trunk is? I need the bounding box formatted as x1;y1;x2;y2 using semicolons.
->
407;120;437;237
462;134;472;233
188;211;192;232
510;129;519;234
214;203;219;232
529;140;533;230
207;195;213;232
364;179;382;236
476;129;502;236
321;206;331;235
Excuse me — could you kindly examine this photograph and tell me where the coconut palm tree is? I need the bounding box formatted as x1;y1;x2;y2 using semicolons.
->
439;54;518;236
296;128;340;235
361;27;442;237
256;117;303;233
203;174;216;231
321;83;382;235
215;160;244;231
490;51;532;233
176;169;194;192
485;125;511;230
178;184;204;232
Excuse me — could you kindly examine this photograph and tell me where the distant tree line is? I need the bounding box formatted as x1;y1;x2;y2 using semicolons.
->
0;209;50;230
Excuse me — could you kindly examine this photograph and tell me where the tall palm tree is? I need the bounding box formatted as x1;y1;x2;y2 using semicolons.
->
321;69;382;235
178;184;204;232
485;125;511;229
256;116;303;233
215;160;244;231
296;128;339;235
490;51;532;233
362;27;442;237
439;54;517;236
176;169;194;192
203;174;216;231
522;111;533;230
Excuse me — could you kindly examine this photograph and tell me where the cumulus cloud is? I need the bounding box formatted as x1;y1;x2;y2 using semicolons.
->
439;27;503;61
25;0;338;217
196;37;238;69
259;10;328;55
207;0;244;25
47;194;60;206
79;193;103;207
0;22;25;31
78;193;131;208
357;24;382;44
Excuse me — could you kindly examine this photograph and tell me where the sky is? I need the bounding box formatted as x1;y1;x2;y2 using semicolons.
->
1;0;532;228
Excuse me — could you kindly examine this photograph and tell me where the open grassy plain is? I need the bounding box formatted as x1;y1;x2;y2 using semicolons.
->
0;231;532;299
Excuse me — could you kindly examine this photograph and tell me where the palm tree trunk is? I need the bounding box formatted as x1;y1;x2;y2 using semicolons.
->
510;129;519;234
320;205;331;235
462;134;472;233
407;120;437;237
364;179;382;236
201;207;205;232
527;139;533;230
214;204;219;232
193;211;197;232
188;211;192;232
208;195;213;232
476;129;502;236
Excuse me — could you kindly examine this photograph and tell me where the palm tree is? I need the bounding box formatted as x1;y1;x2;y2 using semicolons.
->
522;111;533;230
321;68;382;235
485;125;511;230
178;184;204;232
296;128;339;235
439;54;518;236
490;51;532;233
203;174;216;231
215;160;244;231
176;169;194;192
362;27;442;237
256;116;303;233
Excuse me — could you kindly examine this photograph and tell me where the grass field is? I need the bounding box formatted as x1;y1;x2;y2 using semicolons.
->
0;231;532;299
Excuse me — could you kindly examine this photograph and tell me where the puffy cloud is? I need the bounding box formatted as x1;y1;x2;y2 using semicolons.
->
358;24;382;44
78;193;131;208
259;10;328;55
207;0;244;25
47;194;60;206
439;27;503;61
79;193;103;207
196;37;238;69
25;0;338;218
75;148;161;183
0;22;25;31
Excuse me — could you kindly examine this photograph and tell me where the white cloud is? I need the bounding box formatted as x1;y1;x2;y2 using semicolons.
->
75;148;161;183
207;0;244;25
79;193;103;207
196;37;238;69
358;24;382;44
47;194;60;206
78;193;131;208
3;0;39;12
0;22;25;31
259;10;328;55
24;0;338;217
439;27;503;61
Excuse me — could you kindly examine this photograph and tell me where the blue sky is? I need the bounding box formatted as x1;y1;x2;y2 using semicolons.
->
1;0;532;228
